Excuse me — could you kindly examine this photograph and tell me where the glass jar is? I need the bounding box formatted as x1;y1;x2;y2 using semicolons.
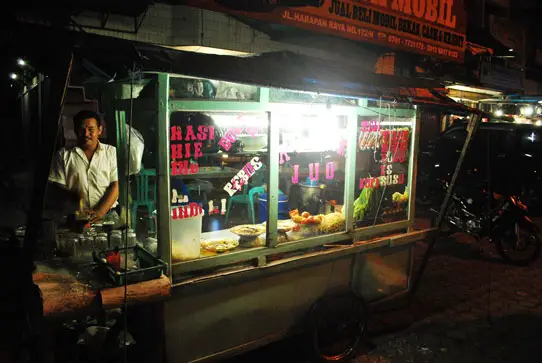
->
66;237;79;258
83;226;97;238
56;229;70;253
79;235;93;262
95;233;108;251
110;231;122;249
93;223;104;234
127;231;137;248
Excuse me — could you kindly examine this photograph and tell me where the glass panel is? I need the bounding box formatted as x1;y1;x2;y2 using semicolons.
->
169;111;268;262
122;77;160;255
273;108;349;242
170;76;260;101
270;87;357;106
354;110;415;228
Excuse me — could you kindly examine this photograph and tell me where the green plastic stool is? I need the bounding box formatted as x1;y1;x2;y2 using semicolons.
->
224;185;284;226
225;185;252;226
131;168;157;232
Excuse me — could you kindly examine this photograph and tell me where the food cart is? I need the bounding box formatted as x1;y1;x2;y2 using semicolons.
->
93;44;447;362
21;34;476;363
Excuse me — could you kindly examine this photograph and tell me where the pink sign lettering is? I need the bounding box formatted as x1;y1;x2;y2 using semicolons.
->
172;203;204;219
171;143;203;159
171;160;199;176
309;163;319;181
291;164;299;184
361;120;380;133
279;151;291;165
337;139;346;157
170;125;213;176
223;157;264;196
325;162;335;180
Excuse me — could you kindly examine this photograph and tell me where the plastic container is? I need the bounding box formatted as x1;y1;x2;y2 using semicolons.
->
170;205;203;262
257;193;290;223
93;245;167;286
144;237;158;255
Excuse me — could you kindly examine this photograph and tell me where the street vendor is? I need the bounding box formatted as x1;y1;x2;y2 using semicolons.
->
48;110;119;223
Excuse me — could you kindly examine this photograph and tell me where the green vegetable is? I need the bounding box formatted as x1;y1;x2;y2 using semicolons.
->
354;187;373;221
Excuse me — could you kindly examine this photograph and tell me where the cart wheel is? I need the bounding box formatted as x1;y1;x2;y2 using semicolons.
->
306;293;367;363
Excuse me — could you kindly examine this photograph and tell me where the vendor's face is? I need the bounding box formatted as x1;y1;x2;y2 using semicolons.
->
76;117;102;149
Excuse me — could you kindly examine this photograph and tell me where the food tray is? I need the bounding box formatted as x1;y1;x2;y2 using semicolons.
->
93;245;167;286
230;225;265;237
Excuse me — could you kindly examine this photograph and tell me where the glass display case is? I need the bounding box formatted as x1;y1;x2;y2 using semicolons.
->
162;76;418;273
38;72;418;280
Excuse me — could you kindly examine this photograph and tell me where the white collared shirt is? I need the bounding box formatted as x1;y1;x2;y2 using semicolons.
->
49;142;118;210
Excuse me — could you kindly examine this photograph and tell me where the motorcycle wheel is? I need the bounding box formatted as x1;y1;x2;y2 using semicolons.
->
495;218;541;266
306;293;367;363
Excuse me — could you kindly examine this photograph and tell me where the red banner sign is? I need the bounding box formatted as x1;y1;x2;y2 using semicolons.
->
182;0;466;62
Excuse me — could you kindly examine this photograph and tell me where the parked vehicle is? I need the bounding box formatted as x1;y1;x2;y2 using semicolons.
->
417;121;542;214
416;121;542;265
428;179;541;265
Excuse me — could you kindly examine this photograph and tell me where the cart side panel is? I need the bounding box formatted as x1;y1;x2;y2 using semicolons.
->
165;256;352;362
352;246;413;302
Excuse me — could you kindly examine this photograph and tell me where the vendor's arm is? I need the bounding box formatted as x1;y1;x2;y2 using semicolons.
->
90;146;119;223
90;181;119;223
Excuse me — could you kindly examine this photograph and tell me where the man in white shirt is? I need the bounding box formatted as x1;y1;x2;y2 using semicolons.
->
49;110;119;223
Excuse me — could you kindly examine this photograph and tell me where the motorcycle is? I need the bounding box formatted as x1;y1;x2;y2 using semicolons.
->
427;180;541;266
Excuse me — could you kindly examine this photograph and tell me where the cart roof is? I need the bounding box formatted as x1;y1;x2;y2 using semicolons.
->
10;22;471;110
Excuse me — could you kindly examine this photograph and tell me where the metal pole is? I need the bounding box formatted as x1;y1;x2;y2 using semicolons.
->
267;111;279;248
23;52;73;264
407;105;421;230
21;51;73;363
37;73;43;151
410;112;482;295
157;74;172;275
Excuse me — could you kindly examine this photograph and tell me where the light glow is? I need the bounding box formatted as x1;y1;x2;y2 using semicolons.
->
170;46;252;57
446;84;503;96
522;106;534;117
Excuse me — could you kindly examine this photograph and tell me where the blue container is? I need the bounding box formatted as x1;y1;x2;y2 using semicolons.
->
305;177;319;186
258;193;289;223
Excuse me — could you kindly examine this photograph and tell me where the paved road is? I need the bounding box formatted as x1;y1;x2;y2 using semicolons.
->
226;229;542;363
